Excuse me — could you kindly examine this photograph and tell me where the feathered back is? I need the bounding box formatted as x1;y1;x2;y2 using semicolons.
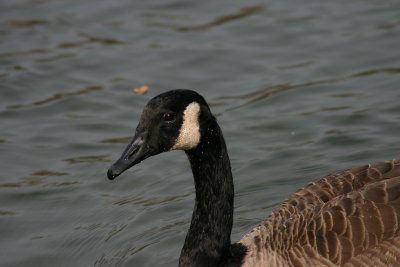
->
240;159;400;266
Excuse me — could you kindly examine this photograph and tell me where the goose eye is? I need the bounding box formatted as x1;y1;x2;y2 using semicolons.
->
163;112;176;123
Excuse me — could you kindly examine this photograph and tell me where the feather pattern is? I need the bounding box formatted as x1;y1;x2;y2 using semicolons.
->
240;159;400;266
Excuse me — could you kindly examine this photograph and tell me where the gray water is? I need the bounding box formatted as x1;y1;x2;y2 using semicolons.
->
1;0;400;266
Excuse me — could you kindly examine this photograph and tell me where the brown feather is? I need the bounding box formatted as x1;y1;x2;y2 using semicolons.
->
240;159;400;266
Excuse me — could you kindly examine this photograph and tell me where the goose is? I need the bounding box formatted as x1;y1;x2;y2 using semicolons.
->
107;89;400;267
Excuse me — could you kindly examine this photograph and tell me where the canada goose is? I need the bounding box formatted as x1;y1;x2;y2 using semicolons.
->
107;89;400;267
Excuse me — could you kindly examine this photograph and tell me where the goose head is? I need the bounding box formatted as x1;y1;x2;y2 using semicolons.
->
107;89;212;180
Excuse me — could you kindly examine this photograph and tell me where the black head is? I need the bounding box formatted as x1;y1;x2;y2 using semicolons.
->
107;89;213;180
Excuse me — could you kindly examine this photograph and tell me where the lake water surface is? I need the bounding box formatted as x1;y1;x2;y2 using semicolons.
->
1;0;400;266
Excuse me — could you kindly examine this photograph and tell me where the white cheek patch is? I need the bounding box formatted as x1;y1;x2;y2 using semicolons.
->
171;102;201;150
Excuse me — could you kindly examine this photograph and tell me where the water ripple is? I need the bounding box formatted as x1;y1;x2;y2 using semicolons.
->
64;154;111;164
34;53;75;62
31;170;69;176
277;15;318;23
0;210;16;216
217;67;400;112
278;61;314;70
0;49;51;58
113;193;191;207
99;137;132;144
7;19;49;28
6;85;103;109
57;32;126;49
257;141;314;151
147;5;264;32
298;106;352;116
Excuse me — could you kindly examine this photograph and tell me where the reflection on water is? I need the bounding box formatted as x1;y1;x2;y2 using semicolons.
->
64;113;94;119
0;210;16;216
278;61;314;70
0;182;23;188
57;33;126;49
1;0;400;266
257;141;314;151
147;5;264;32
75;223;108;231
64;154;111;164
329;93;362;98
100;137;131;144
31;170;69;176
0;177;45;188
48;181;82;187
105;224;127;242
21;177;46;186
30;235;45;240
35;53;75;63
324;129;346;135
94;241;159;267
218;67;400;112
0;35;124;59
113;193;191;207
0;176;80;188
277;15;317;23
6;86;103;109
7;19;49;28
298;106;352;116
0;49;51;58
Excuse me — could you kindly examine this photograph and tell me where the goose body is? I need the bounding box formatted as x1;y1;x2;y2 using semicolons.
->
107;89;400;266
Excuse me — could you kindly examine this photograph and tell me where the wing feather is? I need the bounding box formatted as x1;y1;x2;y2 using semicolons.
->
240;159;400;266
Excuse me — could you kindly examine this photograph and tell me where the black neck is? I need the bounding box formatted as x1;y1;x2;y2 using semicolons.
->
179;118;234;267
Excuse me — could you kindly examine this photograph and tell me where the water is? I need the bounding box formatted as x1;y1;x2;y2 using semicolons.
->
1;0;399;266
